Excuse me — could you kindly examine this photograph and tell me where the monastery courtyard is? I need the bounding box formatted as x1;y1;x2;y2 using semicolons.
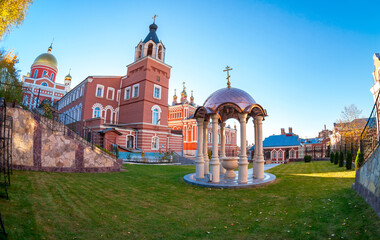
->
0;161;379;239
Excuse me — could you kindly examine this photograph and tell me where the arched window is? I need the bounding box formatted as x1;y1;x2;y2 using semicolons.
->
137;45;142;58
151;136;159;150
151;105;161;125
147;43;153;56
33;70;38;78
290;150;295;158
127;135;134;148
51;73;54;80
23;95;29;106
42;70;47;77
272;151;277;159
279;151;283;159
158;45;163;60
41;82;48;87
93;107;101;118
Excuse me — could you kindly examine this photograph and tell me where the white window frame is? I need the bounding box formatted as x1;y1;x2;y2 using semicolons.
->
117;90;121;102
153;84;161;99
272;151;277;159
132;84;139;98
151;105;161;125
151;136;159;150
96;84;104;98
42;70;47;77
107;87;115;100
124;87;131;100
278;150;283;159
93;107;101;118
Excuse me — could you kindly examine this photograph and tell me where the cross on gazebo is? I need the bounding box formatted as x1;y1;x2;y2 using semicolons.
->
152;14;158;23
223;65;233;88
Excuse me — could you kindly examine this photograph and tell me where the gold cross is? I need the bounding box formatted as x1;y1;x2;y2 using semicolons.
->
223;65;233;88
152;14;158;23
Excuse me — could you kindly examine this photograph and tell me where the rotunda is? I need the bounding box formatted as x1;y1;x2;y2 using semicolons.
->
184;68;276;188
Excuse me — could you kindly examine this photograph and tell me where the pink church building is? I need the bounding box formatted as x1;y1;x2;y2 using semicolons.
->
56;21;183;156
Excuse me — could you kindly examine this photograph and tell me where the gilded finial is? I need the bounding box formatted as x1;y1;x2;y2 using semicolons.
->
48;38;54;53
152;14;158;23
223;65;233;88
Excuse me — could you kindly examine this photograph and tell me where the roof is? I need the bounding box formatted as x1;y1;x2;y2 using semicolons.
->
98;128;122;135
263;134;301;147
143;23;160;44
300;138;323;145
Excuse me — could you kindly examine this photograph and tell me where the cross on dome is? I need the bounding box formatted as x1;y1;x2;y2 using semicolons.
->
223;65;233;88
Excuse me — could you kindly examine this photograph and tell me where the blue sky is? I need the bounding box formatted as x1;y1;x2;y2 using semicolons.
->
2;0;379;144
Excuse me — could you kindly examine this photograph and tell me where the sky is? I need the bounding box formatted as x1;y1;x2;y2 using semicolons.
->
2;0;380;144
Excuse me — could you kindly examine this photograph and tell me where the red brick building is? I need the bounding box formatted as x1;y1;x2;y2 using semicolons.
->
56;21;182;156
22;44;70;108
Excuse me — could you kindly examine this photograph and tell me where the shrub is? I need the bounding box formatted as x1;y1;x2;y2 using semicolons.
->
339;151;344;167
304;155;312;162
334;152;339;165
330;152;334;163
355;149;364;169
346;151;352;170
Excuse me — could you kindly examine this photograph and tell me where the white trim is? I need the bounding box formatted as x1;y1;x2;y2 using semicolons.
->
124;86;131;100
96;84;104;98
153;84;161;99
132;84;139;98
151;105;162;125
116;90;120;102
107;87;115;100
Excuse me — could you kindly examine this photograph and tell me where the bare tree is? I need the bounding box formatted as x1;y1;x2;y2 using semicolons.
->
340;104;362;123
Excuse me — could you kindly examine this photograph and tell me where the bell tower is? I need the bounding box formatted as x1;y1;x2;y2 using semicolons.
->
119;19;171;131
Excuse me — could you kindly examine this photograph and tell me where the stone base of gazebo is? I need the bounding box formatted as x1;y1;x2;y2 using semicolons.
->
184;171;276;189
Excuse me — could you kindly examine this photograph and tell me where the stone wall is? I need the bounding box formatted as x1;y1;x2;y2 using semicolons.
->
7;107;122;172
353;145;380;218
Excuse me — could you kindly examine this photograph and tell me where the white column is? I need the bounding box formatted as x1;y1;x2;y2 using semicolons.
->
195;118;204;179
220;122;226;175
253;117;258;178
238;113;249;184
210;114;220;183
255;116;265;179
203;120;209;175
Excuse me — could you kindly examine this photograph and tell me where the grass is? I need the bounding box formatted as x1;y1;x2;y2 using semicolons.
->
0;161;379;239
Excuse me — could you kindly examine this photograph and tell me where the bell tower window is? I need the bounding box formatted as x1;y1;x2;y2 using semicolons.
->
147;43;153;56
138;45;142;58
158;46;163;60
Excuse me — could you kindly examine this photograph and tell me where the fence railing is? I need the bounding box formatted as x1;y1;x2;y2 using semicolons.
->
360;91;380;161
0;98;13;200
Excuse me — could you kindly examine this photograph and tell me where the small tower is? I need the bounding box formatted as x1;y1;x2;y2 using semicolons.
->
181;82;188;104
64;70;72;92
134;18;166;62
190;90;194;106
172;89;178;106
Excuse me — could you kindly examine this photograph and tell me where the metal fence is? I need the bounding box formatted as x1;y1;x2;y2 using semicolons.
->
0;98;12;199
360;91;380;161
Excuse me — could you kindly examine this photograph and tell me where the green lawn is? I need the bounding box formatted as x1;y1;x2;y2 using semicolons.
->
0;161;379;239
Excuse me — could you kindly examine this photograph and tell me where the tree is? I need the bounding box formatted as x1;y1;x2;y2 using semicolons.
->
339;151;344;167
355;149;364;169
335;105;365;157
334;152;339;165
330;152;334;163
346;151;352;170
0;0;33;40
0;50;23;104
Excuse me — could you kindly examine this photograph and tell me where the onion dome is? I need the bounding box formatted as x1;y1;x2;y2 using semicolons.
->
173;89;177;100
190;90;194;102
143;22;160;43
65;73;72;81
32;44;58;71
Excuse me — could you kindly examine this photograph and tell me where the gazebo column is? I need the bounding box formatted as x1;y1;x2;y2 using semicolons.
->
195;118;204;179
210;114;220;183
253;117;258;178
203;120;209;175
238;113;249;184
255;116;265;179
220;122;226;175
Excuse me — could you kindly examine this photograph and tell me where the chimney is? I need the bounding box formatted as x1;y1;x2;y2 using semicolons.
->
281;128;285;135
324;124;326;130
289;127;293;134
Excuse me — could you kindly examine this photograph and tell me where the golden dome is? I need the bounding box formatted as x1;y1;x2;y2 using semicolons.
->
65;73;72;81
32;52;58;71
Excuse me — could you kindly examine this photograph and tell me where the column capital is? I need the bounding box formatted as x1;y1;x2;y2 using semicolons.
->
220;122;226;127
196;117;205;124
254;115;264;122
238;113;248;123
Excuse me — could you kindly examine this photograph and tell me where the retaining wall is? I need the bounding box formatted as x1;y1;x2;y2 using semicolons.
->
7;107;122;172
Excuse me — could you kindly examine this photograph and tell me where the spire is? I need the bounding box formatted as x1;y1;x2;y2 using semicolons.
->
143;16;159;43
172;89;178;105
48;38;54;53
190;90;194;105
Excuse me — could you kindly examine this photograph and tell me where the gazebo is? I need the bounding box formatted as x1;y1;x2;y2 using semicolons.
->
184;67;276;188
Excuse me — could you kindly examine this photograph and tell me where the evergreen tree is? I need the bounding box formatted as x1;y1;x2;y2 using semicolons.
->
330;152;334;163
355;149;364;169
346;151;352;170
334;152;339;165
339;151;344;167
